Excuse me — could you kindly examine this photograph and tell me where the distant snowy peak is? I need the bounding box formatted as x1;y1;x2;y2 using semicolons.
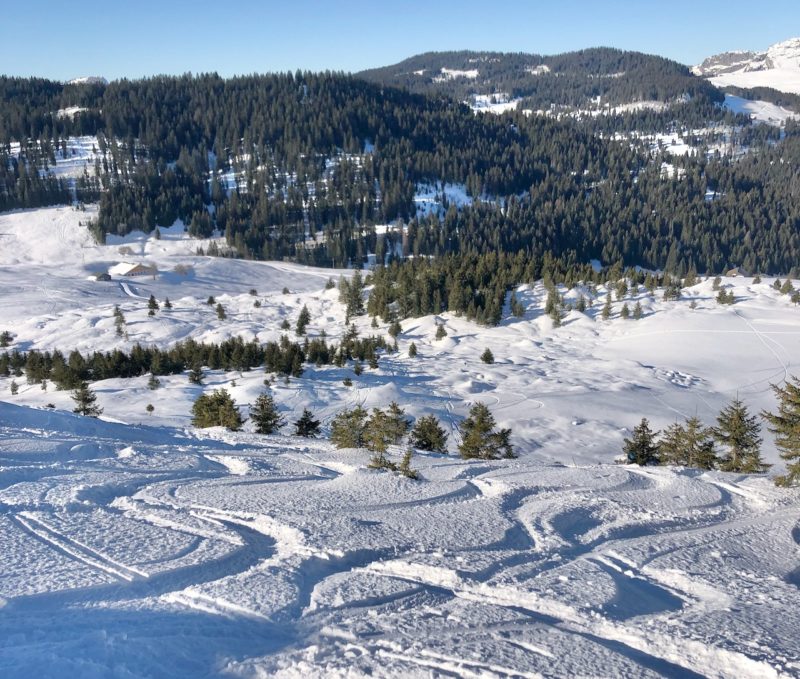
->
68;76;108;86
694;38;800;94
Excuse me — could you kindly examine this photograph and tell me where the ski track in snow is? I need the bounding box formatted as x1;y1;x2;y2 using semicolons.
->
0;415;798;678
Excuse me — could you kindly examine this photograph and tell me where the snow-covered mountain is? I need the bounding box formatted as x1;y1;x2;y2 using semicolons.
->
694;37;800;94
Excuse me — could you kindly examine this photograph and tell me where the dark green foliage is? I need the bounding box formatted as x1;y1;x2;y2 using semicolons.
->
146;403;154;415
0;331;13;348
250;392;284;434
10;380;18;395
601;295;612;320
216;303;226;320
147;295;159;313
163;297;172;310
458;403;515;460
714;397;769;473
633;300;643;319
331;406;368;448
620;303;630;319
716;288;735;305
388;320;402;338
147;373;160;390
384;402;411;444
624;418;659;465
206;296;215;305
658;417;717;469
71;381;102;417
294;408;321;437
339;271;365;317
763;376;800;486
410;414;448;453
191;388;243;430
188;365;204;384
397;450;419;479
408;342;417;357
435;323;447;340
296;305;311;335
510;292;525;317
480;348;494;364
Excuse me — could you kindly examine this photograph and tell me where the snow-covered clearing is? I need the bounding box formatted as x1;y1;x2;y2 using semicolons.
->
723;94;798;126
1;206;800;677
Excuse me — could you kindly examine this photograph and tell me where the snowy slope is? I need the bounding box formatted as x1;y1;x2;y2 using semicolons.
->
695;37;800;95
0;401;798;678
1;206;800;677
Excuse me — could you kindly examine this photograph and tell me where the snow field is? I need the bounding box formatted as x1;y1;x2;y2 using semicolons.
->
0;206;799;676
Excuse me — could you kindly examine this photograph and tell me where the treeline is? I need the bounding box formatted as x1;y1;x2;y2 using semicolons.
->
2;72;800;272
0;331;394;389
358;48;724;109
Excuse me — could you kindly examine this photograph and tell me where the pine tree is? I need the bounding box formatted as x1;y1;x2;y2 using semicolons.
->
682;416;718;469
633;300;643;319
624;418;659;465
191;389;243;430
71;381;103;417
435;323;447;340
10;379;18;395
408;342;417;358
480;347;494;364
510;292;525;317
163;297;172;310
296;304;311;335
188;365;204;384
714;397;769;473
410;414;448;452
658;421;686;466
250;392;284;434
398;449;419;479
458;403;514;460
216;303;226;320
620;302;630;319
294;408;321;437
146;403;154;415
763;376;800;486
147;295;159;316
330;406;368;448
388;320;402;338
601;295;612;320
385;401;411;444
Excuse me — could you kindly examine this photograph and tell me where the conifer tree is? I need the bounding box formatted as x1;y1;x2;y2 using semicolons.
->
71;381;103;417
410;414;448;453
620;302;630;319
408;342;417;358
388;320;402;338
147;295;159;316
624;418;659;465
188;365;204;384
633;300;643;319
294;408;321;437
330;406;368;448
250;392;284;434
10;379;18;395
216;303;226;320
714;397;769;473
763;376;800;486
601;295;612;320
296;305;311;335
435;323;447;340
397;449;419;479
385;401;411;444
163;297;172;310
458;403;514;460
147;372;161;390
191;388;243;430
682;416;718;469
480;347;494;364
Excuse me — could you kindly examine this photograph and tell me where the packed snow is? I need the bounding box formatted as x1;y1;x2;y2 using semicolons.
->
1;206;800;677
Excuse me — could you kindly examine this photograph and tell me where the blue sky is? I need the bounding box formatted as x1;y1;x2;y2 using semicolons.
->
2;0;798;81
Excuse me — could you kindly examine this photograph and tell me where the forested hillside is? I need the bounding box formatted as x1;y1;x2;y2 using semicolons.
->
1;66;800;279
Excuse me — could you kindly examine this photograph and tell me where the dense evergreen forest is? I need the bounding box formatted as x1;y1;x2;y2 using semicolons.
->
358;48;725;109
1;55;800;276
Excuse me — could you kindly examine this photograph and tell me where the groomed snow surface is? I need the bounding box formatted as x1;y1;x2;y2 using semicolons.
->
1;206;800;678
